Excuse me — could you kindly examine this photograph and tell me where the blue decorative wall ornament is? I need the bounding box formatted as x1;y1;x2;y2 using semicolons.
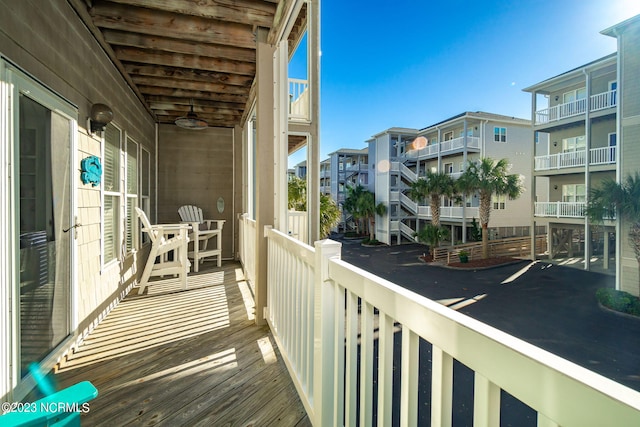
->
80;155;102;187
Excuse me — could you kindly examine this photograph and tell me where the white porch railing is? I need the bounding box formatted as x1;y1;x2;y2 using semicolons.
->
590;145;617;165
535;146;616;171
289;78;309;121
535;89;616;125
239;213;257;286
418;205;479;220
534;202;586;218
400;193;417;214
406;136;480;160
288;210;308;243
399;221;416;240
400;162;417;182
262;226;640;426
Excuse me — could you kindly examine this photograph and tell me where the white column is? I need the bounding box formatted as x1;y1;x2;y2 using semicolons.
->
313;239;342;426
254;27;276;325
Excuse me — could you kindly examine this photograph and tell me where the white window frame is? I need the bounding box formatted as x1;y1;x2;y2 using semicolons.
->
492;194;506;210
562;184;586;203
444;162;453;174
443;131;454;141
125;136;139;254
494;127;507;143
102;123;122;267
140;146;151;244
562;135;586;152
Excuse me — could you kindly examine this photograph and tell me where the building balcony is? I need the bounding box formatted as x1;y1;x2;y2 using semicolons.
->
534;146;616;172
236;219;640;426
289;78;309;121
418;205;479;220
535;201;586;218
534;89;616;126
47;213;640;426
405;136;481;160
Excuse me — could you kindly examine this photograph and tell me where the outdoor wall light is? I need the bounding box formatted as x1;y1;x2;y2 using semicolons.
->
554;185;558;190
175;100;208;130
553;141;558;147
555;95;559;101
90;103;114;133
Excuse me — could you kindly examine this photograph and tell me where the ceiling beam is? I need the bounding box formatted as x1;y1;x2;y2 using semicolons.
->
146;95;245;110
124;64;254;87
114;47;256;76
90;2;256;49
103;30;256;63
138;85;248;104
104;0;277;28
131;75;250;95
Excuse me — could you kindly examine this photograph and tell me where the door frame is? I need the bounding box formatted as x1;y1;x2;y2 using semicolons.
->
1;58;78;401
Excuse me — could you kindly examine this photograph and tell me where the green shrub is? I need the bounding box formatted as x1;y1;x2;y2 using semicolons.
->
596;288;640;317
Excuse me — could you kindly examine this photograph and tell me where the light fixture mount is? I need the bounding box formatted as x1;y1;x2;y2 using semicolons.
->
175;102;208;130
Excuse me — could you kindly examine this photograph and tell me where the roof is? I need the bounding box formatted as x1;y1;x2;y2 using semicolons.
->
601;13;640;37
370;127;419;139
327;147;368;156
418;111;530;132
522;53;617;93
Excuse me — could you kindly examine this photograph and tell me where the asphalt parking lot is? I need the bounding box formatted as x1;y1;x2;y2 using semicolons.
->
338;239;640;393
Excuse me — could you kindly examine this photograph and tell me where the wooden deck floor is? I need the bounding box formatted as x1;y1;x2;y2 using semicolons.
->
55;261;311;426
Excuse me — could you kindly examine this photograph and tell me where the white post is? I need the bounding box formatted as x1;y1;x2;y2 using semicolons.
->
400;328;419;426
473;372;500;427
431;346;453;427
313;239;341;427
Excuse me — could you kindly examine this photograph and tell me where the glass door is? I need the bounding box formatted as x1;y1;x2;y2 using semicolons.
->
8;66;75;388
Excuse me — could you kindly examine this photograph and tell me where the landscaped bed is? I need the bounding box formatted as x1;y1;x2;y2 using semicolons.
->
420;255;522;269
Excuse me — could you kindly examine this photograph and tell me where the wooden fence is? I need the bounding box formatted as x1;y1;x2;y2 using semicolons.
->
432;235;547;264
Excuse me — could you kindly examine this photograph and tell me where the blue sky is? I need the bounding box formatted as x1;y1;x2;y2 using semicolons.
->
288;0;640;167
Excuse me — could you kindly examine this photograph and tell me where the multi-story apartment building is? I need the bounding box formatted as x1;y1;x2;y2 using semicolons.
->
524;14;640;295
369;113;545;245
327;147;370;231
319;158;331;196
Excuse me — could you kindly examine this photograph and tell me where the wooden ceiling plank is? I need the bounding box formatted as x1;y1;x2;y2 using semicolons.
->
154;109;241;120
115;47;255;76
146;95;245;110
138;85;248;104
103;30;256;63
131;75;250;95
149;102;243;117
90;2;256;49
104;0;277;28
124;63;254;87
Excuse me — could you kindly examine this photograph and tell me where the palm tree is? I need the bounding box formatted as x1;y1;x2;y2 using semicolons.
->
288;176;306;211
408;171;456;228
287;178;342;240
586;173;640;295
343;185;385;241
343;185;367;234
457;158;523;259
414;224;449;255
320;194;341;239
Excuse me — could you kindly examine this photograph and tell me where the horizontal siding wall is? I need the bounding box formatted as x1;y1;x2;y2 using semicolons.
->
158;124;235;259
0;0;157;370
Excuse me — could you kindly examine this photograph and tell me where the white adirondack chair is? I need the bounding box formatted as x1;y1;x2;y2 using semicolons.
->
135;207;191;294
178;205;225;272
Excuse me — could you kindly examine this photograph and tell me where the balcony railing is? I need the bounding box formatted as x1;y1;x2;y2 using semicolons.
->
406;136;480;160
534;89;616;125
289;78;309;121
254;224;640;426
534;202;586;218
535;146;616;171
419;205;479;219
